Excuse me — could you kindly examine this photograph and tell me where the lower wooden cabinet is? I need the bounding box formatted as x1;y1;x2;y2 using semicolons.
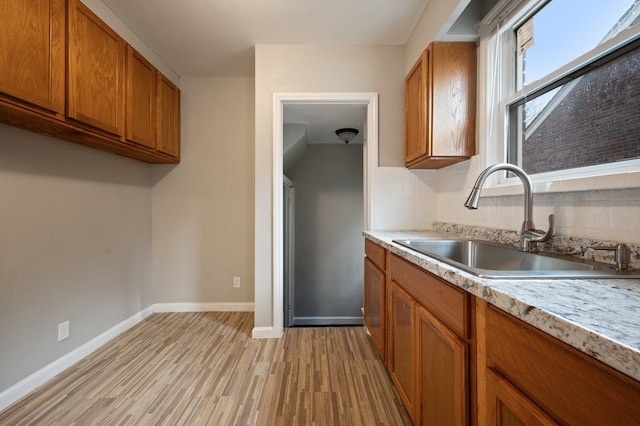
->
485;368;556;426
364;239;640;426
388;281;418;422
418;306;468;426
388;253;471;424
364;240;387;361
364;257;385;359
485;305;640;425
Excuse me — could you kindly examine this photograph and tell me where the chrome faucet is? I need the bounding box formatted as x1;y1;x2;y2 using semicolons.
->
464;163;554;252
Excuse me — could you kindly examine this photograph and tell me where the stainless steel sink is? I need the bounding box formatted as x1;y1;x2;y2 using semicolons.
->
393;239;640;279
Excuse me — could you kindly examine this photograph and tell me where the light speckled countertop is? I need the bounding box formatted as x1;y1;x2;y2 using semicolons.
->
364;230;640;382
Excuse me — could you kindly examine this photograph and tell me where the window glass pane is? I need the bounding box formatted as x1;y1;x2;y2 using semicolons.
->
517;0;639;87
508;42;640;175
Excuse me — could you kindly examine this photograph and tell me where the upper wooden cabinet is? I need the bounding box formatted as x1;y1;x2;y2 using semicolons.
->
405;49;427;165
0;0;65;114
0;0;180;164
405;42;477;169
126;46;156;149
67;0;125;136
156;73;181;159
126;47;181;162
125;46;180;159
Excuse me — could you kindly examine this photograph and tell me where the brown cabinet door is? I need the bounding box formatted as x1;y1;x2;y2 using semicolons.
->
405;42;476;169
389;281;417;422
0;0;65;113
156;73;180;159
67;0;125;136
364;257;385;360
430;42;476;158
405;49;428;164
486;306;640;425
486;369;557;426
417;305;469;426
126;46;156;149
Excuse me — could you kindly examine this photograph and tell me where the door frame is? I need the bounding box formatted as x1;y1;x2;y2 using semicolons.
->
272;92;379;336
282;175;295;328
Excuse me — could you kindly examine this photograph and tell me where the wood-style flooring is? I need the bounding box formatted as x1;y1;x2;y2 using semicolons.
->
0;312;412;425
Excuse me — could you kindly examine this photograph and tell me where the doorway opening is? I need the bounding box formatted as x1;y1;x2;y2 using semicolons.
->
272;93;378;335
283;104;366;326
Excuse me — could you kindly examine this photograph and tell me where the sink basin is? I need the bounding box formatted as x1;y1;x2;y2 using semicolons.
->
393;239;640;279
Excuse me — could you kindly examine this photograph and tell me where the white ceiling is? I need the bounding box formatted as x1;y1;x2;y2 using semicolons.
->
101;0;431;77
284;104;368;145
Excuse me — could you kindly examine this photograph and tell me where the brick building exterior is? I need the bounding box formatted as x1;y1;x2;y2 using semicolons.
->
522;45;640;175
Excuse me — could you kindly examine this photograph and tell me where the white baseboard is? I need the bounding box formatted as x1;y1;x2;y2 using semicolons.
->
0;305;154;412
153;302;255;313
252;326;277;339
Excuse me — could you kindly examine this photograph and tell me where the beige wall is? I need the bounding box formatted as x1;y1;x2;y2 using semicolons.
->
0;123;152;393
254;44;406;331
151;77;255;304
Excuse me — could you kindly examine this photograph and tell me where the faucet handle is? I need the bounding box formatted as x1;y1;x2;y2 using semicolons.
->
531;214;555;243
592;243;631;271
542;214;554;241
520;214;555;252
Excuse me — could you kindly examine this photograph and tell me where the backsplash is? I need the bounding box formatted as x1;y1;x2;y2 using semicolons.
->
435;157;640;245
371;163;640;270
433;222;640;271
372;167;437;230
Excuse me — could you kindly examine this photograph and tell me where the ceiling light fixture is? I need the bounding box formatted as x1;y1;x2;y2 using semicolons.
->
335;128;359;144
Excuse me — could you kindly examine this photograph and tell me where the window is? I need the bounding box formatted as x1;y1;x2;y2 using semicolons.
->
482;0;640;182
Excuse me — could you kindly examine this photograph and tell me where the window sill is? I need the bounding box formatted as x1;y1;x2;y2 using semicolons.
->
479;166;640;197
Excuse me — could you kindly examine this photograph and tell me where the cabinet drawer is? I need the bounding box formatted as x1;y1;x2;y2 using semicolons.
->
486;305;640;425
390;254;468;338
365;239;386;271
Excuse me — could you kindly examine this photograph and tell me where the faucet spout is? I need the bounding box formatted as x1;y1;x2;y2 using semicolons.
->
465;163;534;228
465;163;552;252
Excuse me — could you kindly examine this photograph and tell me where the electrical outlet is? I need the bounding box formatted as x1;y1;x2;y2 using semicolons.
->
58;320;70;341
233;276;241;288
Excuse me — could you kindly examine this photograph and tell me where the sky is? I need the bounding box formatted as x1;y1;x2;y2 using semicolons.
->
522;0;636;85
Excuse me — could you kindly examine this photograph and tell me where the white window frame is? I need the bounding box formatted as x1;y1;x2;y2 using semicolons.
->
478;0;640;194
